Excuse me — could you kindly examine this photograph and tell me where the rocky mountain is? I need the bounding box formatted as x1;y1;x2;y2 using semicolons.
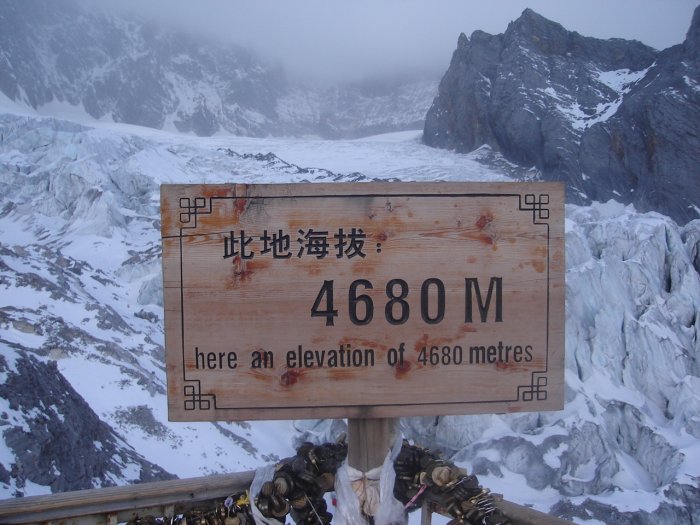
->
0;0;437;139
424;7;700;225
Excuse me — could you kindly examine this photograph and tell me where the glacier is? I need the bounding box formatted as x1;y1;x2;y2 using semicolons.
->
0;107;699;524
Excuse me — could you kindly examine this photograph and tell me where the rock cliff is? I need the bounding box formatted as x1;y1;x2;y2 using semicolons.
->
424;7;700;224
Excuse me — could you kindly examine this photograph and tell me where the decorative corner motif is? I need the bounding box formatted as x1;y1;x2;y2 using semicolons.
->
179;196;213;229
519;194;550;224
518;372;548;402
183;381;215;411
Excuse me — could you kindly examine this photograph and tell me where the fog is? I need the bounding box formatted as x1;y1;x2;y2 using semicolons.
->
100;0;698;83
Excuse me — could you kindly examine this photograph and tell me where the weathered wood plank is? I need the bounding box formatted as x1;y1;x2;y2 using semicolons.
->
161;182;565;422
496;498;572;525
0;472;253;524
347;417;398;471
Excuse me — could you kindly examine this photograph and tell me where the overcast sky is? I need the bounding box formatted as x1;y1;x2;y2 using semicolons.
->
109;0;698;82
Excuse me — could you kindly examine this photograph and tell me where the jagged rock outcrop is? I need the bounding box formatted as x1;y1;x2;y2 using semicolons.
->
0;353;174;495
579;7;700;224
424;7;700;224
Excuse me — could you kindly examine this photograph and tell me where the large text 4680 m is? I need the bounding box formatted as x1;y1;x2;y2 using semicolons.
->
310;277;503;326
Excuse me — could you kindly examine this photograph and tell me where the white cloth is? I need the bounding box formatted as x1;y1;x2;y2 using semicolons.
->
334;433;407;525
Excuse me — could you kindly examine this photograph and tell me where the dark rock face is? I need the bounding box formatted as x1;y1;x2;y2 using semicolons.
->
424;7;700;224
0;354;174;495
580;10;700;224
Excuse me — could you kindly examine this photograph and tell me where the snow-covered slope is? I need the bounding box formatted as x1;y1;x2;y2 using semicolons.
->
0;110;504;496
404;202;700;523
0;107;699;523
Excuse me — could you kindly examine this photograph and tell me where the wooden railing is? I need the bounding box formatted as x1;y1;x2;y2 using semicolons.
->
0;472;254;525
0;471;572;525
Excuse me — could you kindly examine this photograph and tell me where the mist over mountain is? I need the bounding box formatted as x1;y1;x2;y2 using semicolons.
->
0;1;699;524
0;0;437;139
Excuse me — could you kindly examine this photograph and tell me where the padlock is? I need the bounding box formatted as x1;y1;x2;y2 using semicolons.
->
268;494;290;518
273;471;294;497
315;472;335;492
260;480;275;497
289;494;309;510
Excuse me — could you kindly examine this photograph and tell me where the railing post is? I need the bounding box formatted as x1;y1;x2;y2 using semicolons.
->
420;500;432;525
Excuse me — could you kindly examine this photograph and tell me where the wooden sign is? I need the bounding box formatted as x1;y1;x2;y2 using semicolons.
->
161;182;565;421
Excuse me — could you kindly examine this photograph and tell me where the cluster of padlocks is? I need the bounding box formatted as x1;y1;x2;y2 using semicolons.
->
393;441;511;525
253;439;511;525
125;440;509;525
125;492;255;525
255;441;348;524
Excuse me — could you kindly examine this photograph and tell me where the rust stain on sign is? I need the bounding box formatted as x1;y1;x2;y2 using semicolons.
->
475;213;493;230
393;359;412;379
280;369;303;388
161;182;565;421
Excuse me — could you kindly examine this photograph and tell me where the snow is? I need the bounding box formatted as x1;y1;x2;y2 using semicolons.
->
479;470;562;511
1;325;46;350
684;74;700;93
0;90;37;118
544;66;651;130
4;107;505;488
612;450;655;491
595;68;649;93
19;481;52;497
36;98;111;127
543;442;567;469
56;356;297;477
0;105;699;524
